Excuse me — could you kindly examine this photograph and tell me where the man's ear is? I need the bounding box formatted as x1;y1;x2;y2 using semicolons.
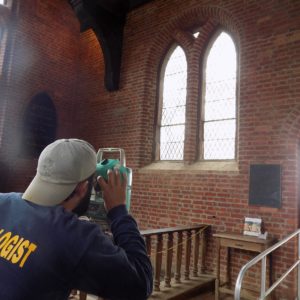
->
62;181;88;211
75;181;88;199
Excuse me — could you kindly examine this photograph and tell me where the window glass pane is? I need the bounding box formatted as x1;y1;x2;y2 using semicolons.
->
204;119;236;141
205;97;236;121
163;47;187;107
203;32;237;160
0;0;6;5
204;140;235;160
204;120;236;160
205;33;236;81
160;125;185;160
160;46;187;160
161;105;185;125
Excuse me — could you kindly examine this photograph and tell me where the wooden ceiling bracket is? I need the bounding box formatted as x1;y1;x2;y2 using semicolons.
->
69;0;127;91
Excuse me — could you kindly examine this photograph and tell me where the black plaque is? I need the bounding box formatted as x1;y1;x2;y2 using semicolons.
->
249;164;281;208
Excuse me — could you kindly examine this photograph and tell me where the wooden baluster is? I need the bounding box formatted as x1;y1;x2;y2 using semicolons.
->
199;228;206;274
146;235;152;257
184;230;192;280
175;231;183;283
215;236;221;300
193;228;200;277
154;234;163;291
164;232;174;287
79;291;87;300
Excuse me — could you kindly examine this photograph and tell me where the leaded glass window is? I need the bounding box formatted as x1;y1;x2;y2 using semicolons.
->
202;32;237;160
159;45;187;160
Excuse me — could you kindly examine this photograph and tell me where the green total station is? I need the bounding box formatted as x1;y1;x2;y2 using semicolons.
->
95;148;132;211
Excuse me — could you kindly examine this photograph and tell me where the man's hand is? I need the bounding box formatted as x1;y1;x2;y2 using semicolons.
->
97;169;127;212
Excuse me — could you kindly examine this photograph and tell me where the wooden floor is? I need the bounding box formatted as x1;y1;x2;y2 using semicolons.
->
69;275;234;300
149;275;215;300
189;291;233;300
69;290;235;300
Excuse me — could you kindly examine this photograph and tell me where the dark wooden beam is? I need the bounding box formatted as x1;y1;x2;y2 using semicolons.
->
88;0;129;16
69;0;154;91
90;7;126;91
70;0;126;90
128;0;154;11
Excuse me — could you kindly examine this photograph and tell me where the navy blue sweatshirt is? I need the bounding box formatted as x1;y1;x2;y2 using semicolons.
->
0;193;153;300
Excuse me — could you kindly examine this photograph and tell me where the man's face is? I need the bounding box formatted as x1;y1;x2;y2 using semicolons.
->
72;175;94;216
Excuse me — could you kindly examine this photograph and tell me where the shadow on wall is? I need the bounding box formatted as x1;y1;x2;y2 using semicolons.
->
0;160;10;192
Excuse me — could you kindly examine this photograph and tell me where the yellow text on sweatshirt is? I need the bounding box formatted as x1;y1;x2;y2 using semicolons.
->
0;229;37;268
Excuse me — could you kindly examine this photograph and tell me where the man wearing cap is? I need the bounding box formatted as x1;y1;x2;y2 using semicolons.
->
0;139;153;300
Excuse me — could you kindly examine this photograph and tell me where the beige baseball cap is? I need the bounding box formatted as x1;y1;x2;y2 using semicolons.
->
23;139;97;206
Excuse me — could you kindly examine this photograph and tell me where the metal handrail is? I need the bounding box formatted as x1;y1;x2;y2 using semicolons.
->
234;229;300;300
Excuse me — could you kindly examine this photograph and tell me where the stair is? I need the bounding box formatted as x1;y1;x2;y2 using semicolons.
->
149;274;215;300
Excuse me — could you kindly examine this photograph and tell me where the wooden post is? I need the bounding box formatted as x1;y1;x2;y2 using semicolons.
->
146;235;152;257
215;237;220;300
175;231;183;283
164;232;174;287
79;291;87;300
226;247;231;287
199;228;206;274
184;230;192;280
193;228;200;277
154;234;163;291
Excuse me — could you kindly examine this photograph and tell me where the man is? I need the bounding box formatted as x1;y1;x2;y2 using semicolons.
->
0;139;153;300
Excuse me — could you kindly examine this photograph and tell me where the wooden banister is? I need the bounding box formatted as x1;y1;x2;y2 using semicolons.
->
141;225;208;236
141;224;212;299
76;224;211;299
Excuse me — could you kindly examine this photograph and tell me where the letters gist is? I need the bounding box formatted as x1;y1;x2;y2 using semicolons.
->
0;229;37;268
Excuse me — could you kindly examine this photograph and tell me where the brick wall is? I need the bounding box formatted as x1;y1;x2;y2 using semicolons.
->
75;0;300;298
0;0;80;191
1;0;299;297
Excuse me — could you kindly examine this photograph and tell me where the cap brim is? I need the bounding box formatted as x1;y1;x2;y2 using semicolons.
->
22;174;77;206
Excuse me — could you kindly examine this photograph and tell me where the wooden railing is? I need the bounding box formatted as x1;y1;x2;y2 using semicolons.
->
141;224;209;292
75;224;213;300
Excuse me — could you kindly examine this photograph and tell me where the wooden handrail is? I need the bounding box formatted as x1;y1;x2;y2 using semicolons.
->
140;225;208;236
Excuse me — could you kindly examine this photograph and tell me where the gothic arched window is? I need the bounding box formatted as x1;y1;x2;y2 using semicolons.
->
202;31;237;160
157;45;187;160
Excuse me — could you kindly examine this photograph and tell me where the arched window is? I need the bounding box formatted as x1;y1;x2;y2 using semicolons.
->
157;45;187;160
21;92;57;158
202;31;237;160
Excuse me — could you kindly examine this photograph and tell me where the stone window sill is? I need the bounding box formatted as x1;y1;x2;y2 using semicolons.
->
139;160;239;174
